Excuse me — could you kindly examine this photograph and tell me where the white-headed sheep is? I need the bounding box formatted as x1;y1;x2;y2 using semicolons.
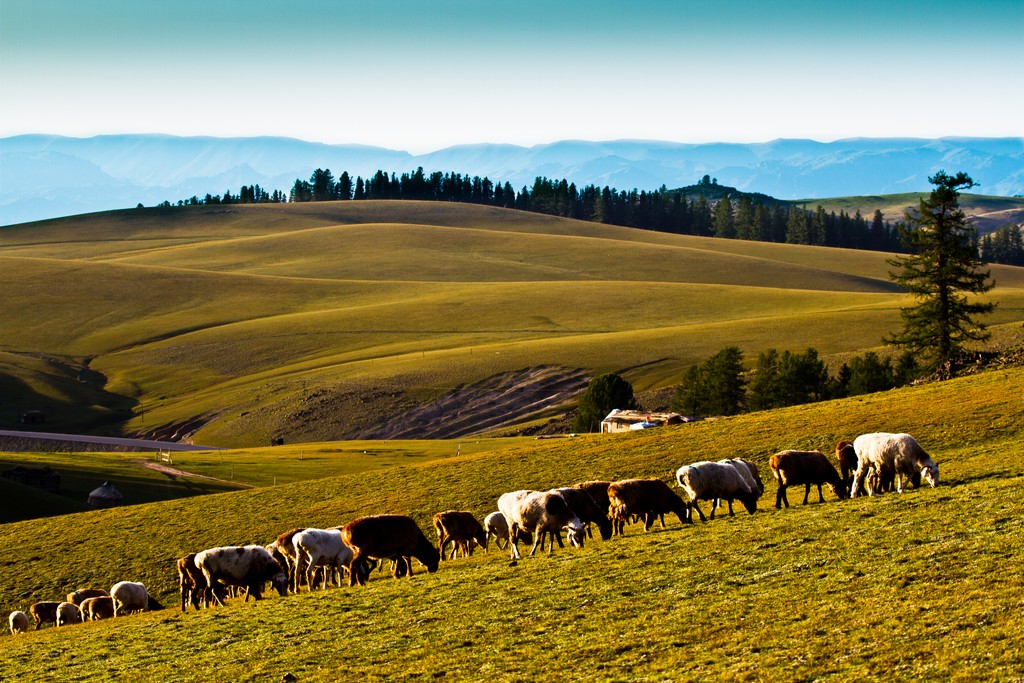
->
851;433;938;497
676;461;758;522
497;490;585;560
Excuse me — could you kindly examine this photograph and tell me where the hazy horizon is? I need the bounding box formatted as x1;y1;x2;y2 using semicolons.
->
2;1;1021;154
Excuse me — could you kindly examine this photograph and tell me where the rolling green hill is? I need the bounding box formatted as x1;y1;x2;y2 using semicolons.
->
2;201;1023;446
795;192;1024;234
0;365;1021;680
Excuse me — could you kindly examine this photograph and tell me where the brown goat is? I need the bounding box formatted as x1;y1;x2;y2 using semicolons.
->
607;479;690;534
342;515;441;586
28;601;60;630
432;510;488;560
80;596;115;621
770;449;848;508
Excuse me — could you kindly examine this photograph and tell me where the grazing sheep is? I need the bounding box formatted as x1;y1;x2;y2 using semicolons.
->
572;480;613;519
675;461;758;522
271;527;306;589
835;441;859;491
110;581;164;617
341;515;441;586
292;528;354;591
8;611;29;635
28;601;60;630
194;545;290;606
177;552;220;612
606;479;689;534
711;459;765;516
56;601;82;627
497;490;586;560
851;433;938;497
66;588;108;606
551;487;613;540
80;596;115;621
769;449;848;508
433;511;488;560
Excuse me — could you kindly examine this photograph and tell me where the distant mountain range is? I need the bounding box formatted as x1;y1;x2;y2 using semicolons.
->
2;134;1022;225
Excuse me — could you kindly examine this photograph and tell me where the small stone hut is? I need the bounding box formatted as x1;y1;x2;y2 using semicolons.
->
87;481;124;508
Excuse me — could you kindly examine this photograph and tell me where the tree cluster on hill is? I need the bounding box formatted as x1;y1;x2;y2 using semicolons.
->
669;346;918;419
280;167;906;253
980;224;1024;266
159;184;286;207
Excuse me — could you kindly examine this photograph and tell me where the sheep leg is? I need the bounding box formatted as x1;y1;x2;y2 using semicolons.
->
775;483;787;509
528;529;543;556
817;484;825;503
727;499;735;517
709;499;718;520
802;483;811;505
509;526;523;560
691;500;708;522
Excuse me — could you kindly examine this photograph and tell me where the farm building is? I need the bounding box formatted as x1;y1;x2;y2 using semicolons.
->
1;465;61;492
87;481;124;508
600;410;687;434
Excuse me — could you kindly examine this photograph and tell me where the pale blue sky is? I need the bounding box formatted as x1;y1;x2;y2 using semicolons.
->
2;0;1021;152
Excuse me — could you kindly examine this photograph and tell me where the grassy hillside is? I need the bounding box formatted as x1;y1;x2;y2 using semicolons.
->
795;192;1024;234
2;201;1023;446
0;366;1021;680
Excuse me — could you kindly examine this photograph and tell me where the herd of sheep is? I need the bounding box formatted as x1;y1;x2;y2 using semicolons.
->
7;431;939;635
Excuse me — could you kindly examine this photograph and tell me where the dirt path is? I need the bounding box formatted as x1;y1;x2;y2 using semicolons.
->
131;459;255;488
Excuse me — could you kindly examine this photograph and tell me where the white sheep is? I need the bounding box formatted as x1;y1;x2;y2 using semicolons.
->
8;610;29;635
851;433;939;497
55;601;82;627
497;490;585;560
676;461;758;521
292;528;354;592
110;581;163;616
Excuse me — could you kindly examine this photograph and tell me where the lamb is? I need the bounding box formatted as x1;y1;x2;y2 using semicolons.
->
194;545;290;605
851;433;938;497
110;581;164;616
341;515;441;586
432;511;488;560
66;588;108;606
8;610;29;635
483;511;534;550
675;461;758;522
769;449;848;508
56;601;82;627
606;479;690;534
551;487;613;540
80;596;115;621
497;490;586;560
292;528;354;591
28;601;60;630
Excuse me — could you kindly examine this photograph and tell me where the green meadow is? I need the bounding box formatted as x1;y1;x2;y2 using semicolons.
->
3;201;1023;446
1;366;1022;681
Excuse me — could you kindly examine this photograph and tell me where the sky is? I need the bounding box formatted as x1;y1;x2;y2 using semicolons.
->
1;0;1022;153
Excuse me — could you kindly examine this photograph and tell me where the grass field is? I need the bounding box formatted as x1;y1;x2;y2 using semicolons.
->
0;365;1022;680
3;200;1023;446
795;192;1024;234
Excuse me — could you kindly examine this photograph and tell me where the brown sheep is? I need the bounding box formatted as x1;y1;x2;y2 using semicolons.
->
770;449;848;508
66;588;108;606
550;487;613;540
272;527;306;589
28;601;61;630
80;596;115;621
432;510;488;560
177;552;220;612
341;515;440;586
607;479;690;534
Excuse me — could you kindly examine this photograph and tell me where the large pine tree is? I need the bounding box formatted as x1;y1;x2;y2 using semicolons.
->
884;171;995;372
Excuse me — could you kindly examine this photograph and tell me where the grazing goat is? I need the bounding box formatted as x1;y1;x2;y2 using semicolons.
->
341;515;440;586
80;596;115;621
851;433;938;497
675;461;758;522
433;511;488;560
66;588;108;606
551;487;613;540
28;601;60;630
497;490;585;560
293;528;354;591
56;601;82;627
769;449;847;508
9;610;29;635
606;479;689;534
110;581;164;616
194;545;290;606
